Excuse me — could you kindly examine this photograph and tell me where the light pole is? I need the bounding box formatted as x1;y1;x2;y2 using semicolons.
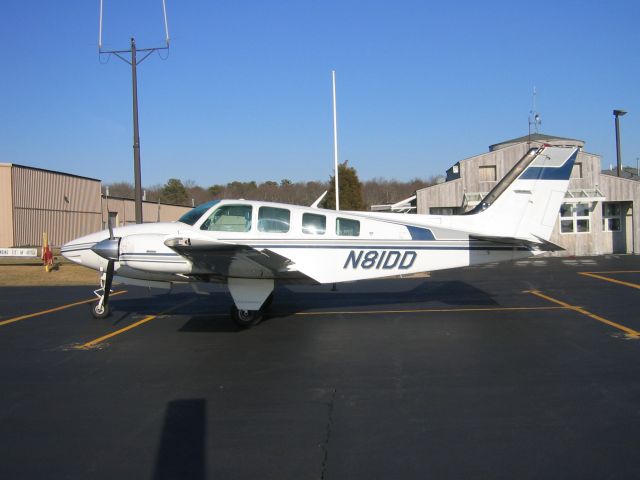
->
98;0;170;223
613;109;627;177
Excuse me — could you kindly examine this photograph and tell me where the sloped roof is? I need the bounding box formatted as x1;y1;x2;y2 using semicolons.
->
489;133;585;151
601;167;640;182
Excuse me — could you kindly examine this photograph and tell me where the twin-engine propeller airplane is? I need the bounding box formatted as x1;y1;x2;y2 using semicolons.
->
62;145;578;327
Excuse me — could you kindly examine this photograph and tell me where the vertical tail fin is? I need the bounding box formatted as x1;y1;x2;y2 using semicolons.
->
471;145;579;242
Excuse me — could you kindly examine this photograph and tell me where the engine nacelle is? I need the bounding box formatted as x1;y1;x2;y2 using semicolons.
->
119;233;192;274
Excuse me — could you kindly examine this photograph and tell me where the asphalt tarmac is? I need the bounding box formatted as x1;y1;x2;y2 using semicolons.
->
1;255;639;479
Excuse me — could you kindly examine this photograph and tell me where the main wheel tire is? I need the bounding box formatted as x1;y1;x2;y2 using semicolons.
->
230;306;263;328
90;301;111;319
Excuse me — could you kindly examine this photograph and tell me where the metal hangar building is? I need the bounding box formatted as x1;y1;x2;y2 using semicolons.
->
0;163;192;248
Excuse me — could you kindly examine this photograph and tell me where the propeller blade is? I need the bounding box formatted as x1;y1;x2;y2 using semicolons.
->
107;214;115;240
103;260;115;306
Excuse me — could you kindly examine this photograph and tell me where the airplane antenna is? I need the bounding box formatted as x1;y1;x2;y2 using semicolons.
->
332;70;340;211
98;0;171;224
528;86;541;141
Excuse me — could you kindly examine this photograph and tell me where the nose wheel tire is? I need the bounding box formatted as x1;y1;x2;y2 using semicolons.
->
90;301;111;319
230;306;263;328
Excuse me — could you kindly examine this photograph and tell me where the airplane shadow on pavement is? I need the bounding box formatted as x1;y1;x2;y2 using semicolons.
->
102;279;498;332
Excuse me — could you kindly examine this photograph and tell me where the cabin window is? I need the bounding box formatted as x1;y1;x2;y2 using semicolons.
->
200;204;252;232
560;202;590;234
479;165;497;182
179;200;220;226
258;207;290;233
302;213;326;234
336;217;360;236
602;203;621;232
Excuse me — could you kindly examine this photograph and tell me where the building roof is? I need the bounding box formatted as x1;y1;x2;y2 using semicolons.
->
601;167;640;182
0;163;101;182
489;133;585;152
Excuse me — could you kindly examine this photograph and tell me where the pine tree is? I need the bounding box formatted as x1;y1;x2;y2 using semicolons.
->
161;178;188;205
322;161;365;210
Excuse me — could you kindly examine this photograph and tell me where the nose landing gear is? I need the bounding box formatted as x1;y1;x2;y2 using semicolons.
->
90;261;115;319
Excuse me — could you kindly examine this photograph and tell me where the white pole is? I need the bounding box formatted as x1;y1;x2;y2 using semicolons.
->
162;0;171;46
332;70;340;211
98;0;104;50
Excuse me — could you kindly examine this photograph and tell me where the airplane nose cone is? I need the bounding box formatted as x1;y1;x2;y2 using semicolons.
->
91;238;121;261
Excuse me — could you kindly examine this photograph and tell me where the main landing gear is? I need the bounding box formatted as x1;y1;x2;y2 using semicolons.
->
230;292;274;328
228;278;274;329
230;306;263;328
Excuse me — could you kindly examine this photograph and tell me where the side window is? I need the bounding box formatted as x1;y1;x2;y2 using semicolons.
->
336;217;360;236
559;202;590;234
571;162;583;179
479;165;497;182
258;207;290;233
302;213;326;234
201;205;252;232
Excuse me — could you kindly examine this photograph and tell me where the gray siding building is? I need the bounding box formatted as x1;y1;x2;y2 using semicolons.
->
416;134;639;256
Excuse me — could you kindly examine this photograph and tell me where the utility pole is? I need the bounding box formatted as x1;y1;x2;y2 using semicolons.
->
130;38;143;224
99;0;170;224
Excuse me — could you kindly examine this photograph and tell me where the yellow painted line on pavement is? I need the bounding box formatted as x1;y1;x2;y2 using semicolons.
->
526;289;640;338
76;298;197;349
578;271;640;290
295;306;569;316
580;270;640;274
0;291;127;327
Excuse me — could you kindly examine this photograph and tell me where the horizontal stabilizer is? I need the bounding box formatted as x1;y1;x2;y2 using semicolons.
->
470;234;564;252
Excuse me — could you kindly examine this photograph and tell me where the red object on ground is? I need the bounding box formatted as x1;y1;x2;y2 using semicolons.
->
42;244;53;266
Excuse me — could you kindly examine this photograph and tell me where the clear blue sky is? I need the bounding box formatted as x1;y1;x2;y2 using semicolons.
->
1;0;639;187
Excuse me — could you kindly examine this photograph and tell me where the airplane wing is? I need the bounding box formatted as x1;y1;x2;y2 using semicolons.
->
164;235;313;282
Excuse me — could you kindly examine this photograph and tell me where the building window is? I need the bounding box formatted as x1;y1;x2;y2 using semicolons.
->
302;213;326;234
602;203;621;232
336;218;360;236
560;203;590;234
571;162;583;179
258;207;290;233
479;165;497;182
429;207;456;215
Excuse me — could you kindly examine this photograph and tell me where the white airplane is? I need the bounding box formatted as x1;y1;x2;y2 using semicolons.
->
62;144;578;327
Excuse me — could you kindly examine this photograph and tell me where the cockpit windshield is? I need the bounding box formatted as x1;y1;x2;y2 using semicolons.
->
177;200;220;226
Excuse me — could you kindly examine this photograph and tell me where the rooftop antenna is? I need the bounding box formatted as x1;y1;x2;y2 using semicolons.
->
98;0;170;224
331;70;340;211
528;86;541;141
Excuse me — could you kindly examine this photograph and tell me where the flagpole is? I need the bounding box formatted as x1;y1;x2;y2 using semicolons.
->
332;70;340;211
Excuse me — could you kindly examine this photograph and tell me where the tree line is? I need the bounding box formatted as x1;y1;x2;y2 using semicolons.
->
105;162;439;211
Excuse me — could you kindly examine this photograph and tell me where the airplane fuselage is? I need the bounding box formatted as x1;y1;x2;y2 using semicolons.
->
62;200;533;286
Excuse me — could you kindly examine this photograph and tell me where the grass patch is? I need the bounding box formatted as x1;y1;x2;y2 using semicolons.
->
0;258;99;286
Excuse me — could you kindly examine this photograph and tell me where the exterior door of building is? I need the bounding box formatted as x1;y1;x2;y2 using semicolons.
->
624;202;633;254
603;202;631;254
